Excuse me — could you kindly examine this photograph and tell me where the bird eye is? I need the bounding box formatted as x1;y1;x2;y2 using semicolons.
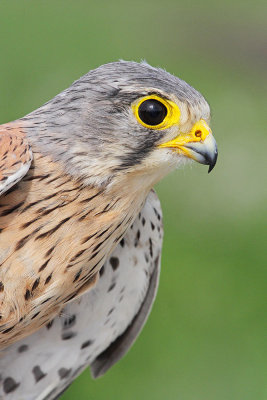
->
133;95;180;130
138;99;167;126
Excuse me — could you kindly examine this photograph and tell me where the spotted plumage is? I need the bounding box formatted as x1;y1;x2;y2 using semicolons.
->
0;61;217;398
0;144;145;347
0;191;162;399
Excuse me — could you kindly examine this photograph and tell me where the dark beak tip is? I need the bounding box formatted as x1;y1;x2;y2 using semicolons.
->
208;152;218;174
208;165;214;173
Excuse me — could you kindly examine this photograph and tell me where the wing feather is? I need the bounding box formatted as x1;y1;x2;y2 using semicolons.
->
0;124;32;196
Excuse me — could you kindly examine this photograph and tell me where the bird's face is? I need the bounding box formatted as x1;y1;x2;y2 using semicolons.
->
133;94;216;169
122;89;216;175
26;61;217;191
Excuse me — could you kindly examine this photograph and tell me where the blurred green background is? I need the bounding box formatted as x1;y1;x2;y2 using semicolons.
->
0;1;266;399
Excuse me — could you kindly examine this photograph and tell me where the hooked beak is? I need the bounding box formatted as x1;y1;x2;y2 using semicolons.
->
158;119;218;173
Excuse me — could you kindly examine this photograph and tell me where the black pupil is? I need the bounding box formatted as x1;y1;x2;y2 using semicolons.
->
138;99;167;126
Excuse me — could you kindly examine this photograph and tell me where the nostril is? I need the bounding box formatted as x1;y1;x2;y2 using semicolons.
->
195;130;202;138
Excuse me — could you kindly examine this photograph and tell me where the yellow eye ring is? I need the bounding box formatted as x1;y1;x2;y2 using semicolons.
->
132;95;180;130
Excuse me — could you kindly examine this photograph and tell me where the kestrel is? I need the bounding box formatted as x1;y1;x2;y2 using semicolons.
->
0;61;217;399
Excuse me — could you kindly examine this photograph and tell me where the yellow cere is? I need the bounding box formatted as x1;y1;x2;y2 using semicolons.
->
132;95;181;130
158;119;212;149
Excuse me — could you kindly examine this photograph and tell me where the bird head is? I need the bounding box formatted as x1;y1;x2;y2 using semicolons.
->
24;61;217;192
